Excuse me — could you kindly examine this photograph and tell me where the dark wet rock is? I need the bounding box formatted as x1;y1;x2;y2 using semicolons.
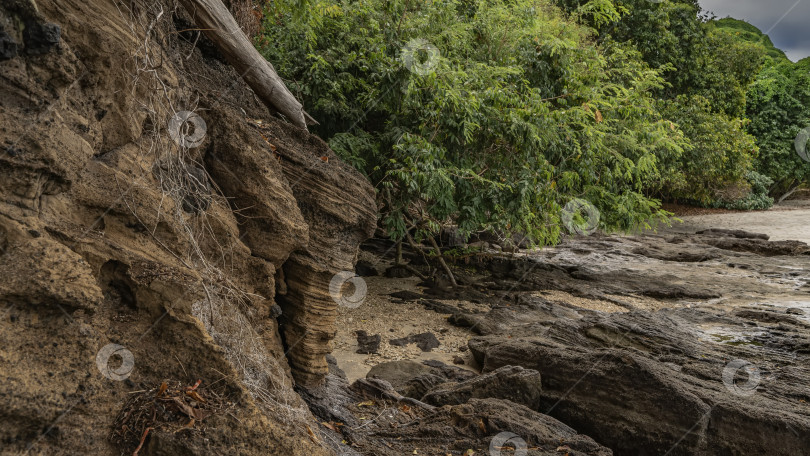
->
467;240;490;250
640;285;720;300
389;332;440;352
631;244;720;262
22;22;60;55
398;361;477;400
420;298;462;314
384;264;412;278
365;359;475;399
733;309;805;325
355;330;381;354
389;290;423;301
453;355;465;365
354;259;378;276
0;26;17;60
429;229;810;453
421;365;543;410
463;297;810;455
696;228;769;240
325;354;346;380
368;398;613;456
440;224;465;247
305;362;611;456
366;360;433;390
700;236;810;256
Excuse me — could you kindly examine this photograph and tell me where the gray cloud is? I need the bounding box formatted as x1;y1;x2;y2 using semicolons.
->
700;0;810;61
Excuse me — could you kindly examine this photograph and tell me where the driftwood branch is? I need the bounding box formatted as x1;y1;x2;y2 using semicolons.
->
177;0;317;130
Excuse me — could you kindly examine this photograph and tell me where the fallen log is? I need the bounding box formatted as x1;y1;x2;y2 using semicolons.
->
177;0;316;130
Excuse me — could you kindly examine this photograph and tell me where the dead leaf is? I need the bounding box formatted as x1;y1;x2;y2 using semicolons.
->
171;397;196;419
595;109;603;123
322;421;340;432
399;404;411;412
306;425;320;443
156;382;167;398
320;156;329;163
357;400;375;407
185;390;206;403
477;418;486;433
192;408;213;421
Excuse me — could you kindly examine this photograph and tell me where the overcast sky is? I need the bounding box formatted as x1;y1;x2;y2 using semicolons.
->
700;0;809;61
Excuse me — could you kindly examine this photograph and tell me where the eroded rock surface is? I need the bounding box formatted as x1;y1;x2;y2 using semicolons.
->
327;230;809;455
0;0;374;454
302;361;612;456
451;232;810;455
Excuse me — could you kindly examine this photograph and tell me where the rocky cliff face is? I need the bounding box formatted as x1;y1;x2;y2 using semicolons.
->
0;0;375;454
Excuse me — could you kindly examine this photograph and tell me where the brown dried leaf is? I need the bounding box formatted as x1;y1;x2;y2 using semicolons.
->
171;397;196;418
186;390;206;403
306;425;320;443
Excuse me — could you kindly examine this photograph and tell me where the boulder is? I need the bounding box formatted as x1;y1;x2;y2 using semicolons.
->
421;365;543;410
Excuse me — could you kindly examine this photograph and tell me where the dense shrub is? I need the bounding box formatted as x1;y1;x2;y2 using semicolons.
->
654;95;758;204
260;0;684;243
712;171;774;211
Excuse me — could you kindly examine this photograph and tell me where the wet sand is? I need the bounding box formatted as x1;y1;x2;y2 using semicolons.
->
661;200;810;244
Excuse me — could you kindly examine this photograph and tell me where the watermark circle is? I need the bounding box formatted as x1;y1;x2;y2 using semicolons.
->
401;38;440;76
561;198;600;236
96;343;135;381
489;431;528;456
329;271;367;309
168;111;207;149
721;359;760;397
795;127;810;163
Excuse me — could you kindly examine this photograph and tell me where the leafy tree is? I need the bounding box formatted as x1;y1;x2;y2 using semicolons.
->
654;95;757;204
554;0;766;206
744;60;810;197
713;18;810;198
259;0;684;245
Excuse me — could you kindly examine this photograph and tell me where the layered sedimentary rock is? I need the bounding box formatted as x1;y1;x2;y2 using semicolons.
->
0;0;374;453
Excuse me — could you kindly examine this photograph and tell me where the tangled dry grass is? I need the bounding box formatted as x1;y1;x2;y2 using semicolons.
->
110;0;314;439
110;380;231;454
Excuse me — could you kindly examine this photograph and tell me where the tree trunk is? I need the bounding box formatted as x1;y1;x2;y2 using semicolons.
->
777;183;801;205
177;0;316;130
428;235;457;287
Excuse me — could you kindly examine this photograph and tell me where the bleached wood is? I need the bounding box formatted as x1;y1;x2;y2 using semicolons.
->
178;0;316;129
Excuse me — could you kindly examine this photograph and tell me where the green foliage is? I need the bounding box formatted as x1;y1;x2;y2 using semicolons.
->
744;56;810;196
712;171;774;211
554;0;773;206
654;95;757;204
711;18;788;63
259;0;683;243
554;0;763;117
